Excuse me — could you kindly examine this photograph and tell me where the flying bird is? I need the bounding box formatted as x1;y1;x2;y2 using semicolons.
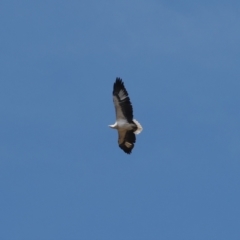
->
109;78;143;154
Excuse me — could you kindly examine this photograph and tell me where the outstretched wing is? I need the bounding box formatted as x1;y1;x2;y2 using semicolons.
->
113;78;134;123
118;129;136;154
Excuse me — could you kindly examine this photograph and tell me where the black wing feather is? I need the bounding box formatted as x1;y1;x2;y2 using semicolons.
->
119;130;136;154
113;78;134;122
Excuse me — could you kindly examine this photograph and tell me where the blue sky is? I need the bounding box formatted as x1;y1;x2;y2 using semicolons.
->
1;1;240;239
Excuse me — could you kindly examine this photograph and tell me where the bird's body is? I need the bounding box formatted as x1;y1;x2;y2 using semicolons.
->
109;78;143;154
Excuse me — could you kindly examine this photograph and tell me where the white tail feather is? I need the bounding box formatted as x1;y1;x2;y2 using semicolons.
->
133;119;143;134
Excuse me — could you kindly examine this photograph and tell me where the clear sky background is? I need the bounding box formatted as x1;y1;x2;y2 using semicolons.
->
1;1;240;239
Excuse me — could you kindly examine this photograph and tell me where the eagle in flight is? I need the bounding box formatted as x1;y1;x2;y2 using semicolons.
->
109;78;143;154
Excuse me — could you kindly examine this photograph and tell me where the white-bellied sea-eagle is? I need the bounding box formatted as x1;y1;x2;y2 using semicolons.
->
109;78;143;154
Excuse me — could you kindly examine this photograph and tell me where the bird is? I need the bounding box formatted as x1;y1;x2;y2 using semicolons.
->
109;77;143;154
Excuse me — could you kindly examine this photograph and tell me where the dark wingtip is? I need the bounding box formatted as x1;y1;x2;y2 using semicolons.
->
113;77;127;95
119;143;134;154
115;77;124;86
124;148;132;154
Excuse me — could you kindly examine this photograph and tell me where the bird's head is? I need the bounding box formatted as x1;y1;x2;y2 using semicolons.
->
108;123;117;129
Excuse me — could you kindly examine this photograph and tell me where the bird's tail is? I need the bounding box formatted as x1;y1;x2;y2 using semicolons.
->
133;119;143;134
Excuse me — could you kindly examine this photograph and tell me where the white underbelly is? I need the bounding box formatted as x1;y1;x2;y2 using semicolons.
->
117;119;132;130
